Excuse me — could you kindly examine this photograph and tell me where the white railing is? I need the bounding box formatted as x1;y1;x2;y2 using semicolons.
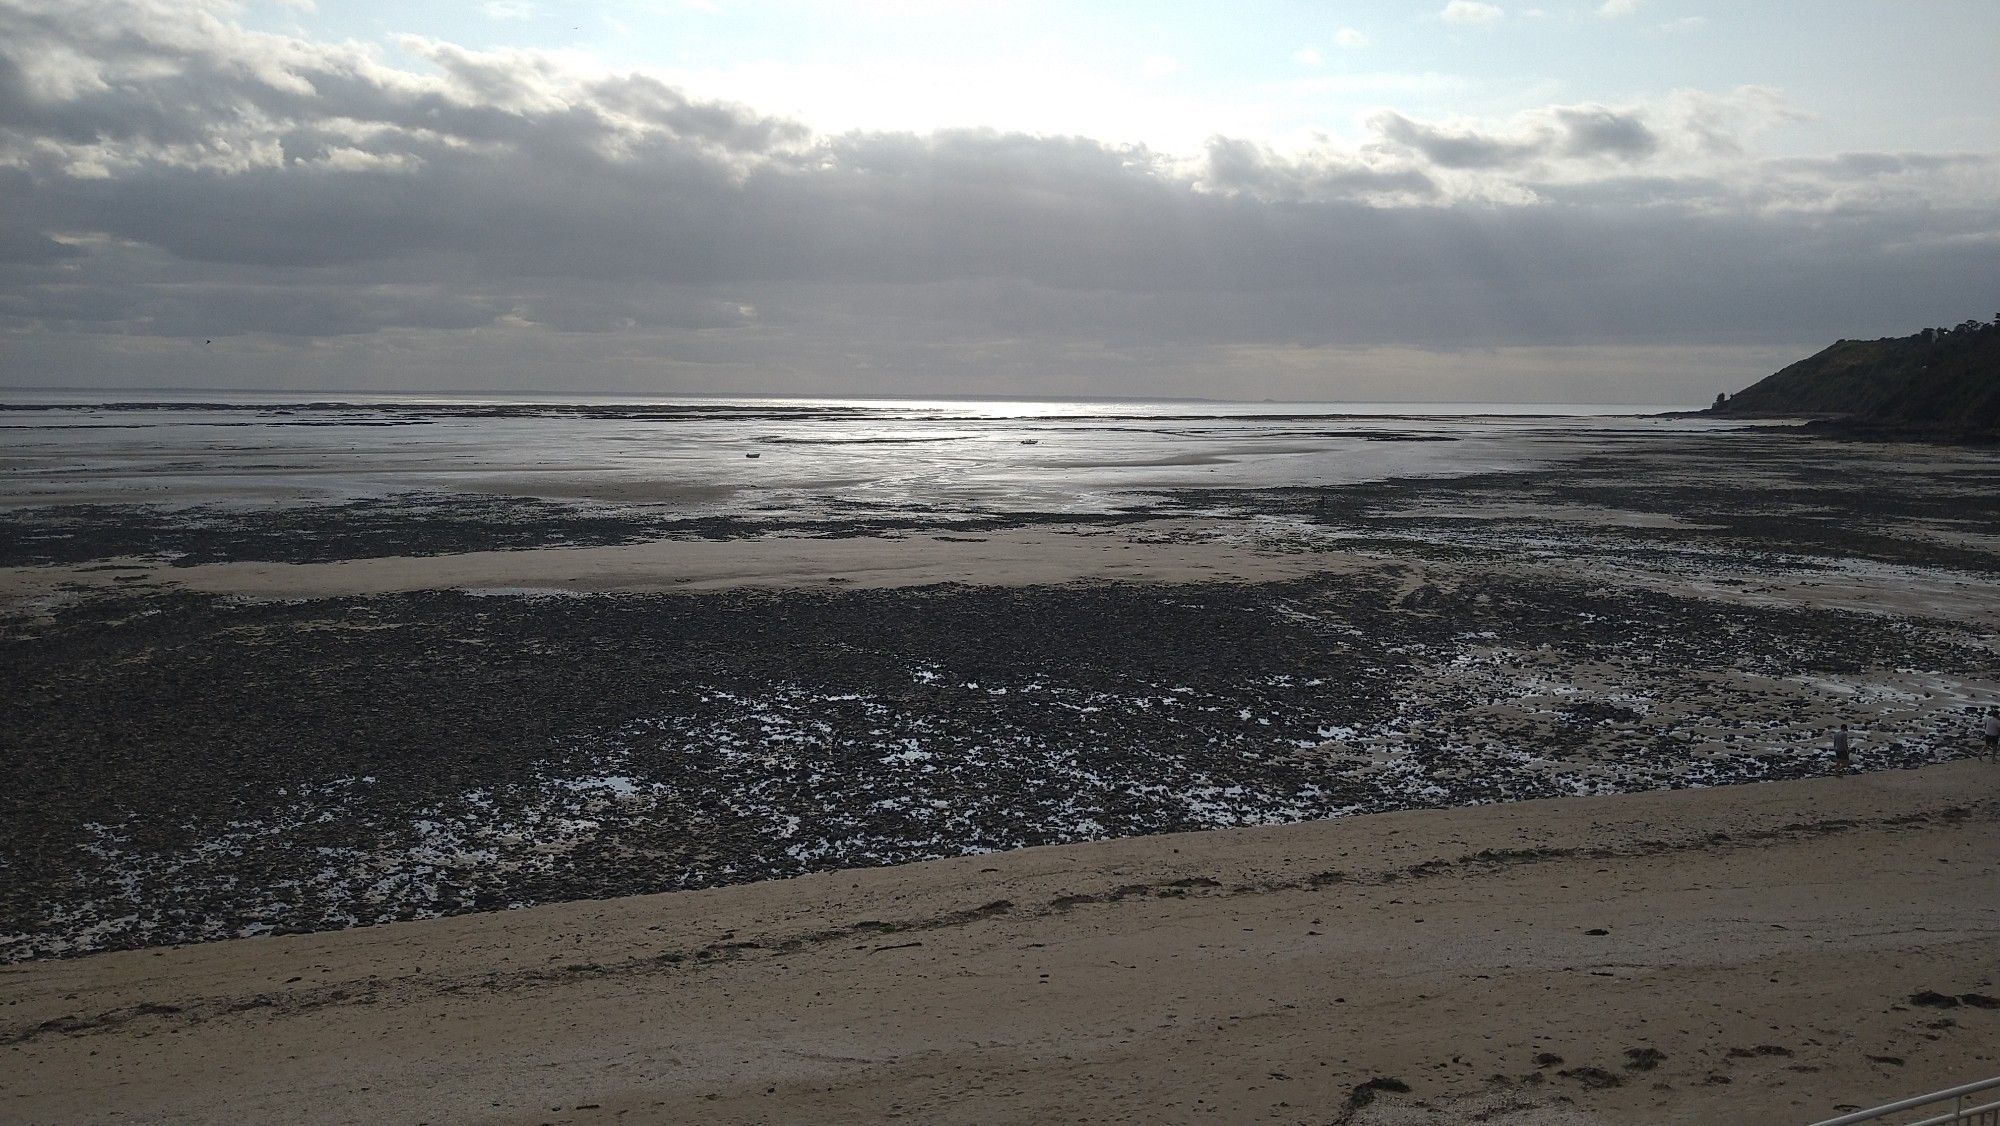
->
1808;1076;2000;1126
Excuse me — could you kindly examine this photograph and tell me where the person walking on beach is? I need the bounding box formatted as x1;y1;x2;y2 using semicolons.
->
1832;723;1851;770
1984;708;1999;761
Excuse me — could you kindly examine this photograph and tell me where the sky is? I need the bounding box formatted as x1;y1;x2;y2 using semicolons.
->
1;1;1996;402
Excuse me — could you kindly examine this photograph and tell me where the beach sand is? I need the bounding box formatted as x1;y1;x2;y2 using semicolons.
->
5;422;1997;1121
8;514;1996;627
6;761;1995;1125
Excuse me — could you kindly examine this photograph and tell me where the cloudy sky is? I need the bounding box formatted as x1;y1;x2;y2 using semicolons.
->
1;0;1995;402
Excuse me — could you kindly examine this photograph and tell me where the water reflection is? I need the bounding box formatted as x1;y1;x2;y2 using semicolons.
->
0;395;1731;520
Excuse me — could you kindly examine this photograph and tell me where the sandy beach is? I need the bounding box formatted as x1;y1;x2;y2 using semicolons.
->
3;407;1998;1123
5;761;1995;1124
8;0;2000;1117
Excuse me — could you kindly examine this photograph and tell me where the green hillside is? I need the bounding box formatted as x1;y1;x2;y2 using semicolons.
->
1710;317;2000;436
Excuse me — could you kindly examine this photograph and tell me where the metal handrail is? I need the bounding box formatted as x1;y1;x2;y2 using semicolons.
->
1808;1076;2000;1126
1902;1098;2000;1126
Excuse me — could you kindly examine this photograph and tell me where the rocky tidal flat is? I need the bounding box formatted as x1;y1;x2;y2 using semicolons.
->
1;430;1996;963
2;571;1992;962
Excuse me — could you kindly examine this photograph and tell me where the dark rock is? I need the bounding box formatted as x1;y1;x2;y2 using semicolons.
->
1623;1047;1666;1071
1342;1076;1411;1113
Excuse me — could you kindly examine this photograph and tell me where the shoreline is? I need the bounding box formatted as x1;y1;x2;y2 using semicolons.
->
6;763;1996;1124
2;417;1996;1121
5;423;1997;964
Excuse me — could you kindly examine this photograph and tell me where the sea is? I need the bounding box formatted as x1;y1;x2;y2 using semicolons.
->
0;391;1734;519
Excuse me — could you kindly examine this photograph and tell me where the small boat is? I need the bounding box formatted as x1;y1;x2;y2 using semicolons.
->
745;452;760;458
1020;439;1040;445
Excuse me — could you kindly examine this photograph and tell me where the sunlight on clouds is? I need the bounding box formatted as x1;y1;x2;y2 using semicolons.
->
1441;2;1504;26
654;55;1277;152
1;0;1995;398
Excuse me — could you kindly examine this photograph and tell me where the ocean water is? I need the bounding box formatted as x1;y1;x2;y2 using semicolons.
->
0;393;1733;519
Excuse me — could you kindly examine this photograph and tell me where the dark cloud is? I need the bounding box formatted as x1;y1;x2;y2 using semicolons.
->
1370;111;1539;169
0;0;1995;397
0;216;80;264
1199;137;1438;202
1372;105;1660;169
1552;107;1658;160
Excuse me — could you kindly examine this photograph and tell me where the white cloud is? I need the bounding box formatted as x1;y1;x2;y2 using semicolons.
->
1597;0;1638;16
1141;54;1180;78
1291;46;1323;66
651;52;1249;151
1440;1;1504;25
1333;27;1371;48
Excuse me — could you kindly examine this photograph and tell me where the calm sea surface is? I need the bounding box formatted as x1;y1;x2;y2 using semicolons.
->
0;393;1735;518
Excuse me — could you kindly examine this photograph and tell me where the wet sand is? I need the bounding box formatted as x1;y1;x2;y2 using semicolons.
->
6;516;1998;627
5;426;1998;964
3;418;1997;1122
0;520;1385;601
5;762;1995;1125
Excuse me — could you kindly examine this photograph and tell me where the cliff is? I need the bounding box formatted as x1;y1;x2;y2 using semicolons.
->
1709;317;2000;437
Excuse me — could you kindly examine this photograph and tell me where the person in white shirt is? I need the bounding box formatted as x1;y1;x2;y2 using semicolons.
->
1983;708;1998;760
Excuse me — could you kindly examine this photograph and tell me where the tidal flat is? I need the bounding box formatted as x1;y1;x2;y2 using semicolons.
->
1;416;1995;961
